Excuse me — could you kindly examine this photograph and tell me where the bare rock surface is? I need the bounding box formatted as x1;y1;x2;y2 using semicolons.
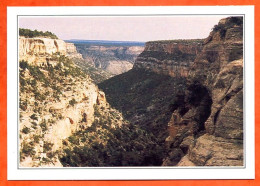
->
162;17;244;166
105;60;133;75
74;44;144;75
184;134;243;166
19;37;82;64
134;40;203;77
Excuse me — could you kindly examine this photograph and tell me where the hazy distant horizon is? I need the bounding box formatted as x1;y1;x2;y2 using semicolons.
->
19;16;229;41
65;39;145;43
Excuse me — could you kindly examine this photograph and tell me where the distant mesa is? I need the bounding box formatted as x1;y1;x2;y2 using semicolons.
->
68;39;145;76
65;39;145;46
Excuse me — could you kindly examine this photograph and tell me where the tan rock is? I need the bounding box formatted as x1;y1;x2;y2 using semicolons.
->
184;134;243;166
105;60;133;75
134;40;203;77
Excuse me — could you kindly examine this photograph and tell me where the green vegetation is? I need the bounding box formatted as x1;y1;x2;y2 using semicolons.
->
43;142;54;153
72;58;113;84
33;135;41;143
69;98;77;106
40;120;48;133
60;106;166;166
59;68;187;166
99;68;186;134
19;55;86;107
21;126;30;134
30;114;38;121
20;141;36;159
19;28;58;39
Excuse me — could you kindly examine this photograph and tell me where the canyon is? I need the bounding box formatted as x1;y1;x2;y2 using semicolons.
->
69;40;144;75
134;39;203;77
19;36;125;167
19;16;243;167
100;16;244;166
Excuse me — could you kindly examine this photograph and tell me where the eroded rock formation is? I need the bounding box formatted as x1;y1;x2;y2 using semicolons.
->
164;16;244;166
66;42;83;59
19;36;122;167
74;44;144;75
134;40;203;77
19;37;82;64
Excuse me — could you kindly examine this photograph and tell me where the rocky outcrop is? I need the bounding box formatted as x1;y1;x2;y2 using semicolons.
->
177;134;243;166
74;44;144;75
66;42;83;59
19;78;99;167
19;35;123;167
162;16;244;166
205;59;243;139
96;16;244;167
19;37;82;64
134;40;203;77
105;60;133;75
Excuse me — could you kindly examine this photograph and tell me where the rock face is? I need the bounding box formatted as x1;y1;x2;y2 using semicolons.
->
65;42;83;59
19;37;82;64
177;134;243;166
19;36;122;167
74;44;144;75
105;60;133;75
134;40;203;77
164;16;244;166
99;16;243;167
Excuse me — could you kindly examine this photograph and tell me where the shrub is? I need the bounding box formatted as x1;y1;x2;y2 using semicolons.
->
33;135;41;143
46;152;55;159
30;114;38;120
43;142;54;153
40;120;48;132
69;98;77;106
19;28;58;39
19;60;28;70
31;122;37;126
20;100;28;111
68;136;79;145
21;126;30;134
21;141;35;157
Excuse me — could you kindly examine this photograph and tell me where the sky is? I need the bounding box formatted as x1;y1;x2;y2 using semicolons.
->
19;16;228;42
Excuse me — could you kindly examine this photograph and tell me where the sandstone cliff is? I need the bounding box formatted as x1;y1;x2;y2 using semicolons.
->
134;39;203;77
73;43;144;75
19;17;244;167
66;42;83;59
19;36;123;167
163;16;243;166
96;16;244;167
19;37;82;65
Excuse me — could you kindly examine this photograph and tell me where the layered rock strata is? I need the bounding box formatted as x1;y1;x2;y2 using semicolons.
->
164;16;244;166
134;39;203;77
19;37;82;64
19;36;122;167
74;44;144;75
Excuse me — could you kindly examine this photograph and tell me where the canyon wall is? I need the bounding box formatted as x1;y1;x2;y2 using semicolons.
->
19;37;82;64
134;40;203;77
65;42;83;59
74;44;144;75
19;36;121;167
164;16;244;166
125;16;243;166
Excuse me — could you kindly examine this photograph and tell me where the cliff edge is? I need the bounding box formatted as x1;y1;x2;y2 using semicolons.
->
134;39;203;77
164;16;243;166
